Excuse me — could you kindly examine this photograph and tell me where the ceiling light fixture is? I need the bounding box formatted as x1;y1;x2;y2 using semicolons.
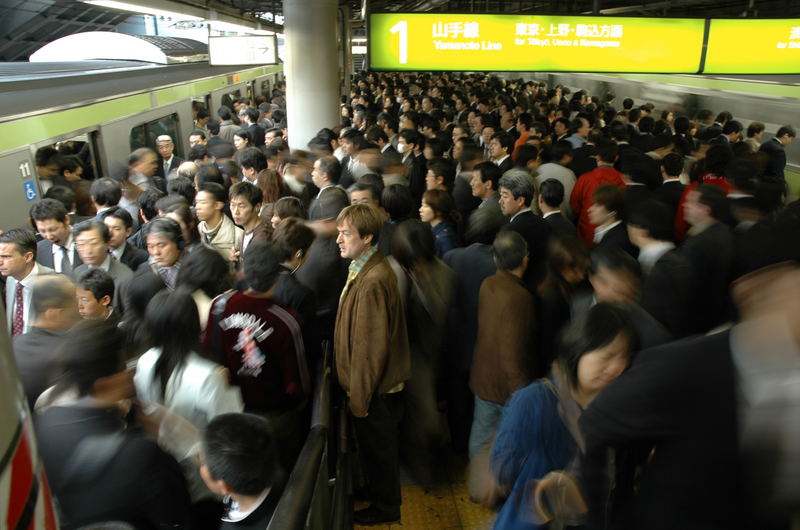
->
81;0;203;22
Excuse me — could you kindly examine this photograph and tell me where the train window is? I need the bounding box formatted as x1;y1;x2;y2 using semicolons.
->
35;134;101;182
34;133;100;216
129;113;182;158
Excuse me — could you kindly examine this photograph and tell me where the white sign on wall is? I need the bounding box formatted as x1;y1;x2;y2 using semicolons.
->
209;35;278;65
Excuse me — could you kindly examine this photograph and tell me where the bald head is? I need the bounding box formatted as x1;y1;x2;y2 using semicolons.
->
32;274;78;330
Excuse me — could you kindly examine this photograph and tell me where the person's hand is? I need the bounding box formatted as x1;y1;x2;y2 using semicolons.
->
230;248;241;263
531;471;588;525
134;399;164;440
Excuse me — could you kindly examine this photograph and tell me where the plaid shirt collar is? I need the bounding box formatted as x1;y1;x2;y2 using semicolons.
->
347;245;378;279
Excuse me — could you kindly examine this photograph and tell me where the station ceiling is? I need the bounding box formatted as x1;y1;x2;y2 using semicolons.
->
0;0;797;61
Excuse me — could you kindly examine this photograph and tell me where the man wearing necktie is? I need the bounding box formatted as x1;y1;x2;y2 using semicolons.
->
30;199;82;275
0;228;54;335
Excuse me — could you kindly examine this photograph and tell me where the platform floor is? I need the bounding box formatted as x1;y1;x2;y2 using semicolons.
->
354;452;497;530
354;481;495;530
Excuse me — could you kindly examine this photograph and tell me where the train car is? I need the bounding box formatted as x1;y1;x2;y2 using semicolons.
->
0;58;283;230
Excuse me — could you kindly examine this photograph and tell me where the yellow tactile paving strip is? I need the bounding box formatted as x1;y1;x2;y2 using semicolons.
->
354;481;496;530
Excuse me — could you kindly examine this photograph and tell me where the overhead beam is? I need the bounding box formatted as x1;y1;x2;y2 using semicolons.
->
96;0;283;32
583;0;717;14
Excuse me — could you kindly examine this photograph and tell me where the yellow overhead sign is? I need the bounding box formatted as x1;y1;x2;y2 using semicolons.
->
704;19;800;74
369;13;706;73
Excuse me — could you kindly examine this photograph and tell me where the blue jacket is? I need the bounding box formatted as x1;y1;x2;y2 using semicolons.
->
491;381;577;530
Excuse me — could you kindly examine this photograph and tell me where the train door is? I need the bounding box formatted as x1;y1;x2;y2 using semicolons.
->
0;304;60;529
217;88;243;126
190;94;212;130
31;132;104;218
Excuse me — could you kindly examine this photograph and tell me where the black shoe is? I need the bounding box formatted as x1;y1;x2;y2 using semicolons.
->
354;506;401;525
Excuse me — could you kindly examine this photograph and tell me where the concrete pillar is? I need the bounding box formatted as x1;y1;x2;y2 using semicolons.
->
340;7;352;96
283;0;341;151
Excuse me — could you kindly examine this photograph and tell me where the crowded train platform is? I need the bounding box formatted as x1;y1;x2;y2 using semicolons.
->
2;3;800;529
2;67;798;529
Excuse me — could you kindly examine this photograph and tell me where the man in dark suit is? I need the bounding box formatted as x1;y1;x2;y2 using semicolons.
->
628;200;692;337
338;128;366;189
101;206;149;272
609;121;642;173
489;131;515;174
538;178;577;239
681;184;734;333
308;155;342;219
573;246;672;350
295;187;350;343
155;135;183;180
589;184;637;258
442;206;505;454
398;129;427;202
205;119;236;160
500;110;519;142
498;171;552;289
13;273;78;408
631;115;657;153
568;134;598;178
366;125;400;167
759;125;796;180
239;106;265;147
621;154;657;214
709;120;743;147
653;152;686;214
89;178;122;221
581;328;743;530
30;199;82;275
580;222;800;529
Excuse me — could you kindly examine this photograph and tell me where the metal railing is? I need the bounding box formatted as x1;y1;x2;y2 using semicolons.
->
267;341;352;530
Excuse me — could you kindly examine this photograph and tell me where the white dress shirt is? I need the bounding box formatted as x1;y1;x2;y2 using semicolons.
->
52;235;75;273
5;263;43;334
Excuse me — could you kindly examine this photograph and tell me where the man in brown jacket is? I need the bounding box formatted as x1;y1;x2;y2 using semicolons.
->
468;229;535;459
334;204;411;525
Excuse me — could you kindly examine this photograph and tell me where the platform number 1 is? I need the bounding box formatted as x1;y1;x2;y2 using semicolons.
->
390;20;408;64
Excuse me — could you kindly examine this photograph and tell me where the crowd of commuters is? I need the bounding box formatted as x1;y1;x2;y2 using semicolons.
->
3;71;800;529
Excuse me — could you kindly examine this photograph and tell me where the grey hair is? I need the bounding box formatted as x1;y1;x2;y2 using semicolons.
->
498;171;535;207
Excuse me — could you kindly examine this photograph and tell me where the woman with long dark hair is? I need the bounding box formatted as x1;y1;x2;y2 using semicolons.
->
134;289;242;430
537;234;590;372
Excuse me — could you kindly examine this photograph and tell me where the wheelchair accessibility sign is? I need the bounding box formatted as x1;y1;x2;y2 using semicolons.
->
23;181;38;202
